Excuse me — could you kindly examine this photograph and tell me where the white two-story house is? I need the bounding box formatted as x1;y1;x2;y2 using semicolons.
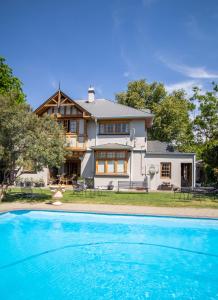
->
22;87;195;190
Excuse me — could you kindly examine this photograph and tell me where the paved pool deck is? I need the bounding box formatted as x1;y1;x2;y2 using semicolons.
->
0;202;218;218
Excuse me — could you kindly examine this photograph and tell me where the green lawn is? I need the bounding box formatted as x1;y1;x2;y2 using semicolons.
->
2;188;218;208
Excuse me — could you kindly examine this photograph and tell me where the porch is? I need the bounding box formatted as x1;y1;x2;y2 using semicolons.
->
49;159;81;185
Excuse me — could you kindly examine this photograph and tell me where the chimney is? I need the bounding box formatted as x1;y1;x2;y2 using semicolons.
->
88;86;95;103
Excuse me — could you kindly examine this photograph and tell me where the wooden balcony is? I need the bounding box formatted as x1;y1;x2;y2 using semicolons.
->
64;134;87;151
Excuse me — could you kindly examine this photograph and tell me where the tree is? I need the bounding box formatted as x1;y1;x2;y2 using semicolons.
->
150;90;194;147
191;83;218;143
201;142;218;183
0;95;66;200
116;80;194;147
191;83;218;183
0;56;26;103
115;79;166;110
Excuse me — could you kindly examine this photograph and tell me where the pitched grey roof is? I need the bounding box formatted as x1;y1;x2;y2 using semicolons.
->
147;140;195;156
147;140;180;153
75;99;153;119
91;143;133;150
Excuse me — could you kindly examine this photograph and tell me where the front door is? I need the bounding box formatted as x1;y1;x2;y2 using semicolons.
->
181;163;192;187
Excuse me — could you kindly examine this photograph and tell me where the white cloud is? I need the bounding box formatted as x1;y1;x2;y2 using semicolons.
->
166;80;198;95
159;56;218;79
165;80;206;96
123;71;130;78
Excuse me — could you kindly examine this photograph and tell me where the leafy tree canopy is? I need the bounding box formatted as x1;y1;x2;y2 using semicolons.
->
150;91;194;147
116;79;194;147
0;95;66;199
191;82;218;143
190;83;218;183
0;56;26;103
115;79;166;110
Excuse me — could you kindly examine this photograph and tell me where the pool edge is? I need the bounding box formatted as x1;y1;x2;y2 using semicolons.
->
1;207;218;221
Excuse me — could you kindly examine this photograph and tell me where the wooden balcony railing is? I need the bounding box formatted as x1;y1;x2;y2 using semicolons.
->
64;134;87;150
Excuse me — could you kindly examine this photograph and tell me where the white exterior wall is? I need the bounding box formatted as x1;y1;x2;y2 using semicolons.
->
131;151;146;181
145;154;195;190
86;119;147;150
81;151;94;178
87;120;96;147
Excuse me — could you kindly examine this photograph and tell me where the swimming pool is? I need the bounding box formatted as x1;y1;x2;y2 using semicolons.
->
0;210;218;300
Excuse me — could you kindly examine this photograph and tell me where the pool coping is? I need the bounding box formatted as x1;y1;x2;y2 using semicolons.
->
0;202;218;219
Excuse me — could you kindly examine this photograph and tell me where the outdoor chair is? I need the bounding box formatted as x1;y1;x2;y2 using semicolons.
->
73;182;87;194
174;187;192;200
180;187;192;200
192;187;217;200
173;187;181;199
49;178;58;185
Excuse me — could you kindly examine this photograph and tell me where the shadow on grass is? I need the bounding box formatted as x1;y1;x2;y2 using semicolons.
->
65;191;110;199
116;191;150;195
3;192;52;203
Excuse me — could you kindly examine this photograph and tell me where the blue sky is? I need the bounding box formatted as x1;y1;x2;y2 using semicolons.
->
1;0;218;108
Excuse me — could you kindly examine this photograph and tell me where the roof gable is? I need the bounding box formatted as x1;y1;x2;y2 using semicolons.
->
35;90;91;116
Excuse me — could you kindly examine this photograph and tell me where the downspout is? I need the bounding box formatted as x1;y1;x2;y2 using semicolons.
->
130;127;135;183
95;117;98;146
93;117;98;186
193;154;196;188
130;150;133;182
140;146;146;176
140;147;143;176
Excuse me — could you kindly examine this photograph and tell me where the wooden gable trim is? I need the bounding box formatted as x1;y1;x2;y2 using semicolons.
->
34;90;92;117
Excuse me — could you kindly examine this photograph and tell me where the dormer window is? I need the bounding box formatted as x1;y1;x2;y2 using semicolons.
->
99;121;129;135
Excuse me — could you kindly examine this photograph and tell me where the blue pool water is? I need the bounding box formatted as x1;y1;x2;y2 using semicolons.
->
0;211;218;300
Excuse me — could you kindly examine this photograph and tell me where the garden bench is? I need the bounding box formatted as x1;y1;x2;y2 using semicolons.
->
118;181;148;192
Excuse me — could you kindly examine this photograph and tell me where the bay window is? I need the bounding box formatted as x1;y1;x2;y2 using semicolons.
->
97;161;105;173
95;151;128;175
117;160;125;173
